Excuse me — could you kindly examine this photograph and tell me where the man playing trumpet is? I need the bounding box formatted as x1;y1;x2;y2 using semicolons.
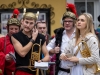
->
11;12;50;75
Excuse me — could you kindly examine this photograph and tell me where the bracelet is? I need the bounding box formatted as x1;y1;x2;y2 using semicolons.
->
30;39;35;44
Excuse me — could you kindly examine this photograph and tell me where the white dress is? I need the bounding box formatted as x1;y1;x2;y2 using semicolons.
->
71;46;83;75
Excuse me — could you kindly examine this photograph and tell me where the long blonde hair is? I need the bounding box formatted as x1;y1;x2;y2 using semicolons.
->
75;13;95;42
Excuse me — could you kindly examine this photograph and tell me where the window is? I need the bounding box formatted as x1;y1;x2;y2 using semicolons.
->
75;2;94;19
74;0;100;29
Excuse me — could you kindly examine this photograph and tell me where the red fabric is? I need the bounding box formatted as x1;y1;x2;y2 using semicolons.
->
0;34;16;75
66;3;78;17
15;70;35;75
49;54;56;75
12;8;20;18
0;52;5;75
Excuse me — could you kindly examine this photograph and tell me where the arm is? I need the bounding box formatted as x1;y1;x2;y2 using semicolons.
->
11;36;34;57
47;38;60;54
47;38;56;54
11;28;38;57
41;42;50;62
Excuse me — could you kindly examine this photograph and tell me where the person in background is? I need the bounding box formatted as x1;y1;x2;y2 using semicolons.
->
11;12;50;75
0;8;20;75
96;15;100;32
36;21;51;45
97;15;100;27
95;15;100;42
36;21;51;75
60;13;100;75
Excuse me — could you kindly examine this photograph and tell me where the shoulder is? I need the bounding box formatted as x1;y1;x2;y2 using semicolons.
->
12;31;22;39
85;33;97;41
37;33;45;45
85;33;98;45
0;35;5;42
0;34;5;37
38;33;45;39
0;37;5;42
0;34;6;40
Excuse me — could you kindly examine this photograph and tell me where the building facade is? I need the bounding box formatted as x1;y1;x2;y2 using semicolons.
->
67;0;100;29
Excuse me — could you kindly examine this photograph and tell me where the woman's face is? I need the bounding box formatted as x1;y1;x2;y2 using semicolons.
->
76;15;87;30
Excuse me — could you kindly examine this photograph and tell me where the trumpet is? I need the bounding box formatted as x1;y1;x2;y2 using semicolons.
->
28;39;42;75
95;64;100;73
80;41;100;73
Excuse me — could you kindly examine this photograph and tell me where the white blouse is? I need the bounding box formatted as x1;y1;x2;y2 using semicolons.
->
71;45;83;75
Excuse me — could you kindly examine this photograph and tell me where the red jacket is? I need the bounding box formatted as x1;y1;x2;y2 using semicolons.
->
0;34;15;75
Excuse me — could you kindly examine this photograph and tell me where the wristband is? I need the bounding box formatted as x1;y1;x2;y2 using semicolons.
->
30;39;35;44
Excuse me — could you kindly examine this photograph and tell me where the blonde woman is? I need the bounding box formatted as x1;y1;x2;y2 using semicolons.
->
60;13;100;75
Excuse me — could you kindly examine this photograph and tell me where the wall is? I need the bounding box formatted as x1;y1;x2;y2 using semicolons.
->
0;0;66;35
67;0;74;3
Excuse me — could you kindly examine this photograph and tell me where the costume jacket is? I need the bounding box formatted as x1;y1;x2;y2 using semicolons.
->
54;27;65;75
0;34;15;75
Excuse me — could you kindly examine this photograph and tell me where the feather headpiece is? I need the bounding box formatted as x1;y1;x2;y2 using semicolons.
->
66;3;78;17
12;8;20;18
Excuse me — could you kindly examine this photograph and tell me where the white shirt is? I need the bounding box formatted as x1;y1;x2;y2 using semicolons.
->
47;29;75;75
47;30;75;52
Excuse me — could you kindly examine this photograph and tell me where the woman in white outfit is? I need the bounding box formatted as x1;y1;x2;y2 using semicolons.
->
60;13;100;75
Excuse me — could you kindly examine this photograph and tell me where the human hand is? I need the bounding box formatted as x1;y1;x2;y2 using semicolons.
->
5;54;13;61
32;25;38;40
54;44;60;53
38;60;42;63
60;53;68;61
67;56;79;62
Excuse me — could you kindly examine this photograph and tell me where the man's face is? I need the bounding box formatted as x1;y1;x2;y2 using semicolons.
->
63;17;74;31
37;23;47;35
22;19;35;32
8;25;20;36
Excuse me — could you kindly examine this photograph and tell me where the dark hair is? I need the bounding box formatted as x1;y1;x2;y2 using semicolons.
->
98;15;100;22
